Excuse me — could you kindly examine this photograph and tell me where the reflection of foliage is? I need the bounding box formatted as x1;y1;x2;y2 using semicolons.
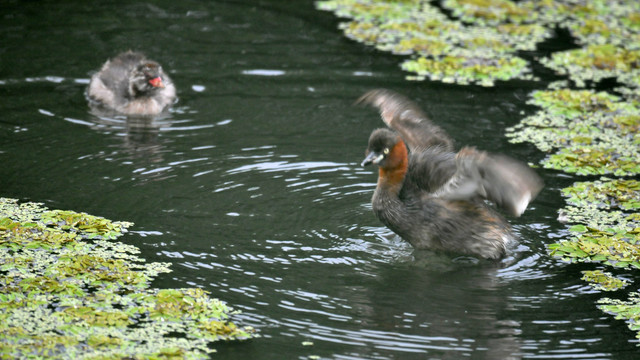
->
0;198;255;359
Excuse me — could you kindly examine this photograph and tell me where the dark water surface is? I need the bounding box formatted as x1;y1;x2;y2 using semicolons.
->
1;1;638;359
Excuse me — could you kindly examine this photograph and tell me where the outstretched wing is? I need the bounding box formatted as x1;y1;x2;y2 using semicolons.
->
434;147;544;217
357;89;454;153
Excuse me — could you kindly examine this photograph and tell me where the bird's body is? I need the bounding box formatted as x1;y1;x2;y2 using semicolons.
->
88;51;176;116
360;90;543;260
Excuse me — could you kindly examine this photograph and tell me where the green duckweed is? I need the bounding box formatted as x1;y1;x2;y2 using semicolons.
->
549;177;640;269
317;1;640;86
442;0;532;26
599;293;640;340
507;89;640;176
549;226;640;269
316;0;548;85
562;179;640;211
542;44;640;88
581;270;629;291
0;198;256;359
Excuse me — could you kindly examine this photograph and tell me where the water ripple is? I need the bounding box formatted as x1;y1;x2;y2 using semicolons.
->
227;160;348;174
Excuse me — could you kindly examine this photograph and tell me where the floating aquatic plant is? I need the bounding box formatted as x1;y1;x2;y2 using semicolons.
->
318;0;640;86
316;0;549;86
543;146;640;177
529;0;640;88
599;293;640;340
442;0;532;26
548;1;640;48
549;177;640;269
0;198;255;359
562;178;640;211
542;44;640;88
401;54;529;86
549;226;640;269
526;89;625;117
581;270;629;291
548;176;640;343
507;89;640;176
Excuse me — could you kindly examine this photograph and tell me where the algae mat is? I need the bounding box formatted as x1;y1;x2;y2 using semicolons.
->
0;198;255;359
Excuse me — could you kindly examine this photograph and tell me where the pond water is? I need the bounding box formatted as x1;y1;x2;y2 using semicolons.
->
1;0;638;359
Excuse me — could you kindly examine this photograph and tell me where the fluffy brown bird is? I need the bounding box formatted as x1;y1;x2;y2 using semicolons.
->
88;51;176;115
359;89;543;260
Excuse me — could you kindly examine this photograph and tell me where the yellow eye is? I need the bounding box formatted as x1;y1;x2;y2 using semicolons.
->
383;148;389;155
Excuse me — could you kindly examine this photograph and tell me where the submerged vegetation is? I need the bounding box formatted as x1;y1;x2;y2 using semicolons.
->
316;0;640;344
0;198;255;359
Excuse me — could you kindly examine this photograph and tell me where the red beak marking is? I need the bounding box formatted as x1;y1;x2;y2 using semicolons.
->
149;77;164;88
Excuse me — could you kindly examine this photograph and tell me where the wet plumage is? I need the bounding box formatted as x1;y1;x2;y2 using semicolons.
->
88;51;176;116
359;89;543;260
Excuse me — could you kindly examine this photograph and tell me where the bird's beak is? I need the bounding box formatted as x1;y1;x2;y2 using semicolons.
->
149;77;165;88
361;151;383;167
